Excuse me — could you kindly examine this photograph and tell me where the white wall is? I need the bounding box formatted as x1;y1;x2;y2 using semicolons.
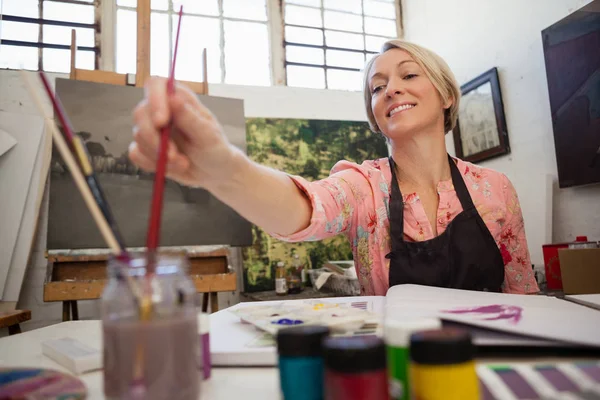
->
0;69;366;333
402;0;600;266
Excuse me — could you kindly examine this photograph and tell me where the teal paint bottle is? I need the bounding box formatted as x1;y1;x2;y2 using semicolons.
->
276;325;330;400
383;318;442;400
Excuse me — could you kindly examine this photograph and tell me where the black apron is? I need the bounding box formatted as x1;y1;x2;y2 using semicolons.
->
386;155;505;292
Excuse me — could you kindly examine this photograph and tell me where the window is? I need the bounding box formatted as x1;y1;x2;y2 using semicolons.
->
115;0;271;86
283;0;399;90
0;0;98;73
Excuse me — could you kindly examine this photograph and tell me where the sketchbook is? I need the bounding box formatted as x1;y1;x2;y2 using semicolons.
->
210;285;600;367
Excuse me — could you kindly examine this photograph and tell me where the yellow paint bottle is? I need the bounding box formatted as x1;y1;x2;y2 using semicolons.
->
409;328;480;400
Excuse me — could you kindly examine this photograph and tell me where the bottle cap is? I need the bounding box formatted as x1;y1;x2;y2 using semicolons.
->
383;317;442;347
277;325;330;357
410;327;475;365
277;261;284;267
323;336;386;374
575;236;588;242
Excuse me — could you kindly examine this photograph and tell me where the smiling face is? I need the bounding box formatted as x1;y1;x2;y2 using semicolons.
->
368;48;451;141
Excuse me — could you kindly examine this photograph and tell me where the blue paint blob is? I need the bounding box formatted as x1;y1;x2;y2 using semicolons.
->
272;318;303;325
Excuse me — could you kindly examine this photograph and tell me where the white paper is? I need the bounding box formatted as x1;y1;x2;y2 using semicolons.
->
2;121;51;301
385;284;600;348
0;112;45;298
0;128;17;158
565;294;600;310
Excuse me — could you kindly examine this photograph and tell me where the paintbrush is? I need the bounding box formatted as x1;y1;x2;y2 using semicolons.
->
21;70;151;395
38;72;128;251
20;70;123;255
145;5;184;260
128;6;185;397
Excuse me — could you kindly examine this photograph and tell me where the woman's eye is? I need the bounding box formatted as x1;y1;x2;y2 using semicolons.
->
404;74;417;80
372;85;384;93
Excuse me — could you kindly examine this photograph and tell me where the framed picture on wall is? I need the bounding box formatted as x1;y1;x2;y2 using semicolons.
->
452;67;510;163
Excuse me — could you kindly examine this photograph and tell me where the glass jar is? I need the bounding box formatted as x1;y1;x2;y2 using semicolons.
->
101;252;200;400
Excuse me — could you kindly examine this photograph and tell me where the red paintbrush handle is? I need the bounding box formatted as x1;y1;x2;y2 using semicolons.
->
146;125;170;251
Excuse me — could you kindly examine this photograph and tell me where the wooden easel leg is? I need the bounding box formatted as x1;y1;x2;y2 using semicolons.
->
202;293;209;313
8;324;21;335
210;292;219;313
70;301;79;321
62;301;71;322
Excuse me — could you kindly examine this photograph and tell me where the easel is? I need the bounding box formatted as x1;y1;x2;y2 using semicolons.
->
43;0;235;320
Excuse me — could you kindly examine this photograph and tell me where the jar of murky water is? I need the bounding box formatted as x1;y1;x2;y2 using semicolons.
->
101;252;200;400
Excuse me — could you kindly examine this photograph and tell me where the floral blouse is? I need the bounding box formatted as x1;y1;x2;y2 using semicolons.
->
269;157;539;296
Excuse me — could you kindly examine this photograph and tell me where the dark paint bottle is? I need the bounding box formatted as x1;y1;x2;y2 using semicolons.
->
276;325;330;400
323;336;389;400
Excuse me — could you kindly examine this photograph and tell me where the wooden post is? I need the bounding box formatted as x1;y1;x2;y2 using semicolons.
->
136;0;151;87
70;29;77;80
202;48;208;95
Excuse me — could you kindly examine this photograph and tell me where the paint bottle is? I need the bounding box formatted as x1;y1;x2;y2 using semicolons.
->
383;318;442;400
199;313;211;380
409;328;480;400
323;336;389;400
276;261;288;296
276;325;330;400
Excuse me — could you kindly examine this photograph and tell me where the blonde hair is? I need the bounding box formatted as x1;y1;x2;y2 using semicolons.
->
363;39;461;134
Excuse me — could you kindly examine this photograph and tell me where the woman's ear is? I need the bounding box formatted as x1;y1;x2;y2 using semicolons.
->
443;96;453;110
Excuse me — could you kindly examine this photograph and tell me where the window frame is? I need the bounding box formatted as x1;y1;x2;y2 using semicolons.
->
0;0;102;71
281;0;403;89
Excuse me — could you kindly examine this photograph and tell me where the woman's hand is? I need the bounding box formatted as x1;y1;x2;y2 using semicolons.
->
128;76;313;237
128;76;240;189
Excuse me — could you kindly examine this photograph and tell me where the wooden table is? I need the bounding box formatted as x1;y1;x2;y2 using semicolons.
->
44;246;236;320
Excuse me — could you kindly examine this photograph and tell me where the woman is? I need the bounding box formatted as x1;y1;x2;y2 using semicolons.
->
128;39;539;296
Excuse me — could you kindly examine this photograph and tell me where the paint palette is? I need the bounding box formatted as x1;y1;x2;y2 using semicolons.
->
230;300;381;335
477;362;600;399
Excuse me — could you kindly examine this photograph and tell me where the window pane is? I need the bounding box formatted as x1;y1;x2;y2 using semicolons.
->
174;15;221;83
365;35;387;52
324;10;362;33
223;0;267;21
285;0;320;7
0;45;38;70
2;0;39;18
364;16;397;37
323;0;362;14
327;69;362;91
224;21;270;86
43;26;95;47
286;45;324;65
286;65;325;89
151;12;169;77
117;0;136;6
1;21;39;42
175;0;218;16
325;30;363;50
285;26;323;46
151;0;168;10
285;5;322;28
326;49;364;69
363;0;396;18
43;2;94;24
43;48;94;73
365;52;376;64
116;9;136;74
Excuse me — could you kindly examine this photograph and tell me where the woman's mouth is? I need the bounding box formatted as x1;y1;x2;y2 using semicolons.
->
388;104;416;117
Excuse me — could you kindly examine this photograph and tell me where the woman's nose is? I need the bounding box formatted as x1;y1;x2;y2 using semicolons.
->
385;80;404;97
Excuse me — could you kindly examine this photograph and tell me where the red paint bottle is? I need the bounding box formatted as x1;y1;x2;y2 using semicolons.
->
322;336;389;400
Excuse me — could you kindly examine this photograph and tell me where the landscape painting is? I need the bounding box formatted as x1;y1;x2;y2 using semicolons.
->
242;118;389;292
452;67;510;163
48;78;252;250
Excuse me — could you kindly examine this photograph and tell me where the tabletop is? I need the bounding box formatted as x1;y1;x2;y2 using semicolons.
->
0;319;280;400
0;305;598;399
